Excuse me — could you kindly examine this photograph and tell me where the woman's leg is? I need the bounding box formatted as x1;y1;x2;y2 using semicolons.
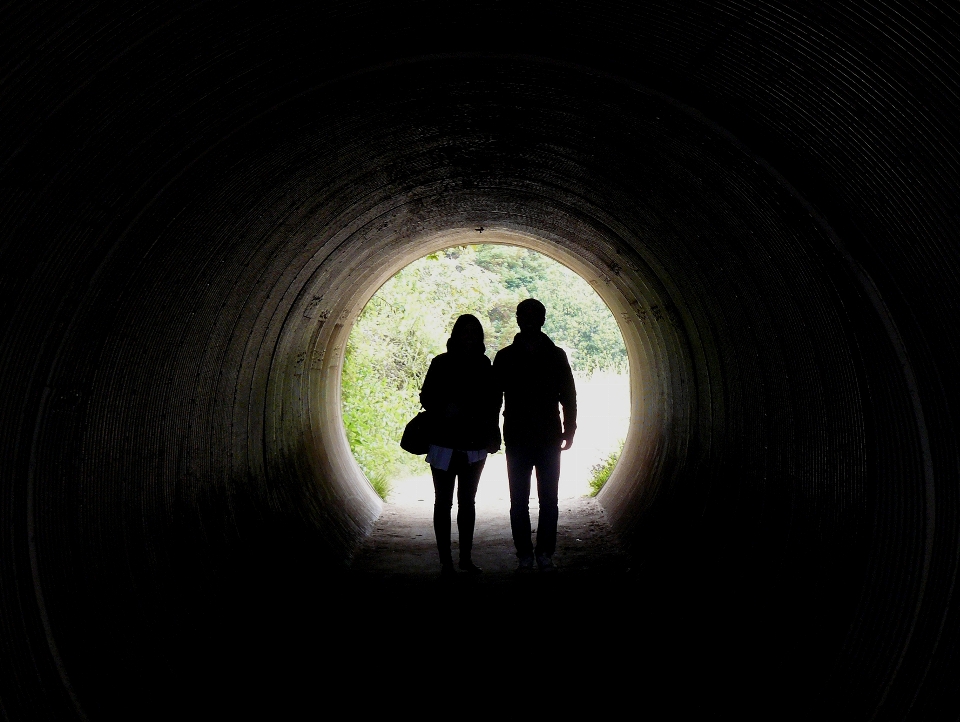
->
454;454;485;568
431;466;456;568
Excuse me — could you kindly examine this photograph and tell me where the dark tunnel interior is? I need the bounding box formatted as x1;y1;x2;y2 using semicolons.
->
3;2;960;719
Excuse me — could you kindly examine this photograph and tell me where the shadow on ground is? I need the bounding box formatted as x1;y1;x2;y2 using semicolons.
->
109;481;819;720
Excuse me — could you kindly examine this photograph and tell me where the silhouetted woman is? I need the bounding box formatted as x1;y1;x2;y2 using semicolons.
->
419;314;501;577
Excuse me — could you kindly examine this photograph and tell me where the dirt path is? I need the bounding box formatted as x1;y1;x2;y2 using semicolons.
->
348;463;632;581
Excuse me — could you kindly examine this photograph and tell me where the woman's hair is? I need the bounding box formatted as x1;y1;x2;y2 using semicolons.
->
447;314;485;354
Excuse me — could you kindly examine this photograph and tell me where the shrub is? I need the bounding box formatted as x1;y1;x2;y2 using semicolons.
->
588;439;623;496
366;470;392;501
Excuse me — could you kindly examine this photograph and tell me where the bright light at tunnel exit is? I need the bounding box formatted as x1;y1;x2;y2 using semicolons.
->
340;243;631;502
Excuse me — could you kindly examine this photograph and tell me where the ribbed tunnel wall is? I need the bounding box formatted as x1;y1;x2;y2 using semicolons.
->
3;3;959;719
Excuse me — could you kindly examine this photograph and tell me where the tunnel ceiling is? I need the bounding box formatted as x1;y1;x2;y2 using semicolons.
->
2;2;960;719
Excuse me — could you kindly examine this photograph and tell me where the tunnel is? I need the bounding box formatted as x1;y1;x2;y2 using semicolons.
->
2;2;960;719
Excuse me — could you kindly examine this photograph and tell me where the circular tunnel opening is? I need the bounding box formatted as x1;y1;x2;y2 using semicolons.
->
309;227;658;522
339;241;632;503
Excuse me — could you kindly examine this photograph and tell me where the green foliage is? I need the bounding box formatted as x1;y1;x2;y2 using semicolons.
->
588;439;624;496
472;245;628;373
366;470;392;501
340;244;628;496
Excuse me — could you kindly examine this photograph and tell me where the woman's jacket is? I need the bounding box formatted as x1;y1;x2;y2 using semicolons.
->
419;345;501;452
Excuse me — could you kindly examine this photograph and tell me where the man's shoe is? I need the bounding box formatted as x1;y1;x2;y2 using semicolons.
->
459;559;483;575
536;553;556;573
440;562;457;578
517;555;535;572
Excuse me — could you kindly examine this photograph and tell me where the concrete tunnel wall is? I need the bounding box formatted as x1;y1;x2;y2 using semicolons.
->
2;2;959;719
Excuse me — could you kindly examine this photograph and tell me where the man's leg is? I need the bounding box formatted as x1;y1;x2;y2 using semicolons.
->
506;446;535;563
534;444;562;563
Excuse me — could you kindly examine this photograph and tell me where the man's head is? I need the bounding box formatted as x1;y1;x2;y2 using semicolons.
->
516;298;546;332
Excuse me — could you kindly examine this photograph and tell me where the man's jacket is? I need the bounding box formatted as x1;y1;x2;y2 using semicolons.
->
493;330;577;447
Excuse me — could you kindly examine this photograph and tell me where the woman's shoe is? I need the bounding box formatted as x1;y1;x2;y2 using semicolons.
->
458;559;483;574
536;553;556;573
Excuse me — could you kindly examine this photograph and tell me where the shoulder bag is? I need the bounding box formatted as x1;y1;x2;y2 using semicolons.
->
400;409;430;455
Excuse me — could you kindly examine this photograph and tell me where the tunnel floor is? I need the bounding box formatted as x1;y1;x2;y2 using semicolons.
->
109;476;823;719
348;467;632;581
331;490;820;718
105;462;839;719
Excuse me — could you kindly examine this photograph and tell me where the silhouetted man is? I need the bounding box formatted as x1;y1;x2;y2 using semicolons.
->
493;298;577;572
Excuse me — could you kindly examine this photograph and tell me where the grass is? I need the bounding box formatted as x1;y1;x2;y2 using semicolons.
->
588;439;623;496
367;470;392;501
